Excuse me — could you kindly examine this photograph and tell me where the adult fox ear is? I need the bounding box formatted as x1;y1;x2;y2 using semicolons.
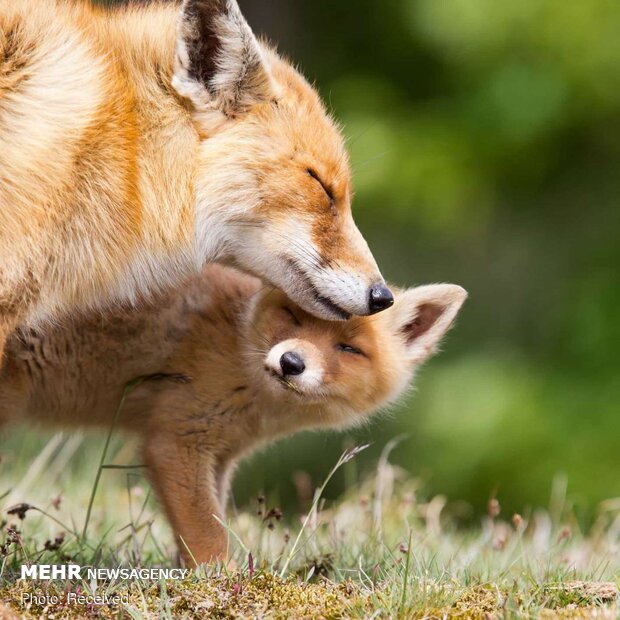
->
173;0;274;115
391;284;467;364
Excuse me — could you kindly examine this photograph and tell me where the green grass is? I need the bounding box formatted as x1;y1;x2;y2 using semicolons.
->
0;428;618;618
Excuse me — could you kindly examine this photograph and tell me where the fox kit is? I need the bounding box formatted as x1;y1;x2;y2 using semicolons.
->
0;0;392;362
0;265;465;565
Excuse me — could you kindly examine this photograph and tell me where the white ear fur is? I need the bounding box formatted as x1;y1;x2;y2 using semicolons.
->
172;0;274;115
391;284;467;364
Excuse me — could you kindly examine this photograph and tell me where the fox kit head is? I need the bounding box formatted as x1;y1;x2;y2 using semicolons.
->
172;0;392;320
244;283;467;428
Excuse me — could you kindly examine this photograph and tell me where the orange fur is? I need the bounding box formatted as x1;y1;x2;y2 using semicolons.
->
0;0;390;363
0;264;465;565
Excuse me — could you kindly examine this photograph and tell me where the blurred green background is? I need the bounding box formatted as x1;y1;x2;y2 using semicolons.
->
233;0;620;518
10;0;620;521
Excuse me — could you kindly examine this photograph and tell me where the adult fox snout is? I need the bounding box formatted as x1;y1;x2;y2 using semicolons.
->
226;212;392;320
281;259;392;320
290;210;393;319
294;244;392;320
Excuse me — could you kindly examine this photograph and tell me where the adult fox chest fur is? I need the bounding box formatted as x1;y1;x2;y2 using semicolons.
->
0;0;392;358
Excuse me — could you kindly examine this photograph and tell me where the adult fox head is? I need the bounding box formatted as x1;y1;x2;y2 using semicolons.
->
172;0;393;319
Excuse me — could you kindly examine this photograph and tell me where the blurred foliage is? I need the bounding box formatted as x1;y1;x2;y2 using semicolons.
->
32;0;620;518
233;0;620;519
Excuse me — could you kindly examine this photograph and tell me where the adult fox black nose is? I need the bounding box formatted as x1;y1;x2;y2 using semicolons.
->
368;283;394;314
280;352;305;376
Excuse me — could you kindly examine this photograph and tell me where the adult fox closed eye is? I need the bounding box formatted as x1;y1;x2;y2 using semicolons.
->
0;0;393;362
0;264;466;565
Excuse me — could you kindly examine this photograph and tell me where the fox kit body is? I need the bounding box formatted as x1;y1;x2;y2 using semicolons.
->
0;264;465;565
0;0;392;360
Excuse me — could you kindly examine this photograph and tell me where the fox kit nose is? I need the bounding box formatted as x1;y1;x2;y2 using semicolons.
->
368;283;394;314
280;352;305;376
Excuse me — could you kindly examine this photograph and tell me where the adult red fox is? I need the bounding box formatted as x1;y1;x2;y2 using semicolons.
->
0;265;466;565
0;0;393;361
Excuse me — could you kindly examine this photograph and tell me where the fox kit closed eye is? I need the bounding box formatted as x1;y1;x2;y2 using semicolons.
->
0;0;392;363
0;265;466;565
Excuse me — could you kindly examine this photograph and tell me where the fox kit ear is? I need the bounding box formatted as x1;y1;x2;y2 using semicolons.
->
173;0;274;115
392;284;467;364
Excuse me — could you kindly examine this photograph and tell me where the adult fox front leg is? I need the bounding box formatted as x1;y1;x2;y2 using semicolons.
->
0;0;393;361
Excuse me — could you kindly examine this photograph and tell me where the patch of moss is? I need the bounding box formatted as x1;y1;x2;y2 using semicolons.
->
417;584;505;619
410;582;617;619
0;574;371;619
539;581;618;609
151;573;371;619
